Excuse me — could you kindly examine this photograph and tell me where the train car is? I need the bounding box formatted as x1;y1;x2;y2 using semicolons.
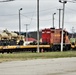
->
0;28;71;53
42;28;71;51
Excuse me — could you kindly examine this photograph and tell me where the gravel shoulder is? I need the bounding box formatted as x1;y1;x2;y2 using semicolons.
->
0;57;76;75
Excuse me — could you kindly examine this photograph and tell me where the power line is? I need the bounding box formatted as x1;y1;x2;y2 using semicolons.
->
0;6;61;16
0;14;18;16
66;7;76;12
21;14;53;21
54;18;76;24
67;0;76;3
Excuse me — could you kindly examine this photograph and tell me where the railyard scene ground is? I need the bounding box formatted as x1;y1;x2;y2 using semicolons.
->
0;57;76;75
0;51;76;62
0;51;76;75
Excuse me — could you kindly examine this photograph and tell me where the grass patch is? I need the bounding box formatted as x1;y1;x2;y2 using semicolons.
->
0;51;76;62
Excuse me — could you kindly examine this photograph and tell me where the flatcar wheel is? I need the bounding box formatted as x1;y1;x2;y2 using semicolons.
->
2;51;4;54
10;51;13;53
7;51;9;54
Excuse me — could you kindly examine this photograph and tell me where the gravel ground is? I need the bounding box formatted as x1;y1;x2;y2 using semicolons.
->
0;57;76;75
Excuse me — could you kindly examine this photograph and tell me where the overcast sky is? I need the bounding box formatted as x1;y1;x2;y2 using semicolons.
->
0;0;76;32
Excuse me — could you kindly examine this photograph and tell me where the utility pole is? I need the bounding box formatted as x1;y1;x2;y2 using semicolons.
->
71;27;75;38
57;9;62;28
59;0;67;52
19;8;22;35
37;0;39;53
25;24;29;42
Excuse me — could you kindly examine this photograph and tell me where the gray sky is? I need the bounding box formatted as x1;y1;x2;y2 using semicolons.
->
0;0;76;32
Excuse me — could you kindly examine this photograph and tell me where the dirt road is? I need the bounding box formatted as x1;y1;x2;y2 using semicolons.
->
0;57;76;75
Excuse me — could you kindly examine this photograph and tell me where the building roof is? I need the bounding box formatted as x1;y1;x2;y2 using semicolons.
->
25;38;37;41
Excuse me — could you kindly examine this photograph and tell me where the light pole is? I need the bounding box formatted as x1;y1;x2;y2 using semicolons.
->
59;0;67;52
19;8;22;35
57;9;62;28
53;13;56;28
37;0;39;53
